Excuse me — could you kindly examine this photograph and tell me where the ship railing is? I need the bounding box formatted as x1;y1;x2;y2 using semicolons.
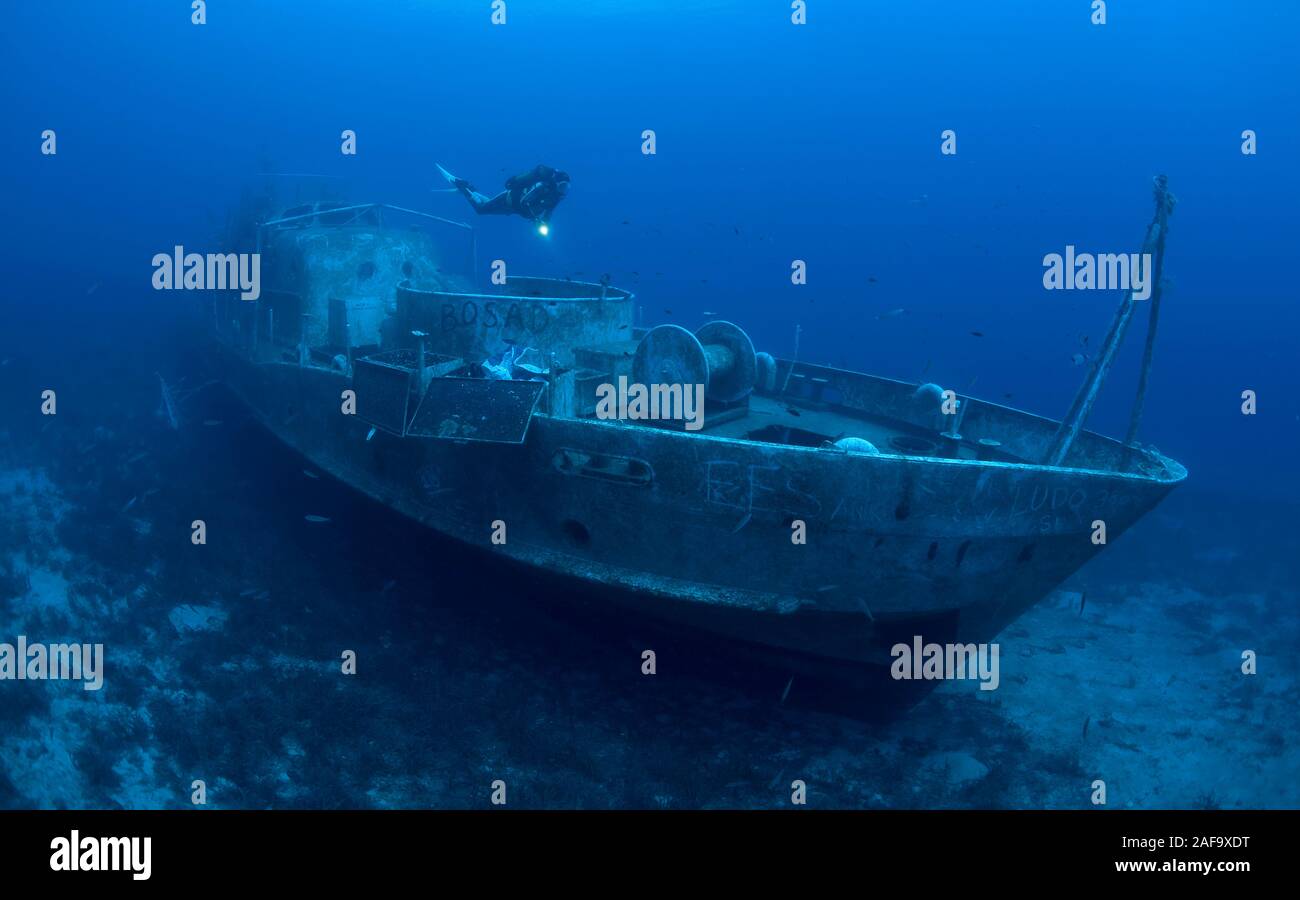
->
255;203;473;255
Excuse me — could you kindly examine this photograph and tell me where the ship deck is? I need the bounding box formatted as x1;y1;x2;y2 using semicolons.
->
704;394;1024;464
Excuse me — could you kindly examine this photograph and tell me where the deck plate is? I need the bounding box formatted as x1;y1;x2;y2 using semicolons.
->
408;377;545;444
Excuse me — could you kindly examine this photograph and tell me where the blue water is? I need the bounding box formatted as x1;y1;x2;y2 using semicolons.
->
1;1;1296;809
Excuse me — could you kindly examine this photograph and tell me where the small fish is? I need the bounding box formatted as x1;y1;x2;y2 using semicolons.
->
618;324;629;330
366;426;377;441
380;579;398;594
815;585;840;593
1071;352;1088;367
620;220;630;225
304;515;331;524
733;225;741;235
731;512;752;533
303;469;319;479
86;282;100;295
1079;591;1087;615
1082;716;1091;738
121;496;137;513
786;407;801;417
876;308;907;320
203;419;222;426
970;331;984;338
780;676;794;705
239;588;259;598
867;276;878;283
702;311;718;317
1;358;10;367
663;308;672;315
1003;392;1014;400
125;451;149;465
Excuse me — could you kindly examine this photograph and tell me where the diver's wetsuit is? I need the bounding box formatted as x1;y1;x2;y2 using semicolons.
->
452;165;570;223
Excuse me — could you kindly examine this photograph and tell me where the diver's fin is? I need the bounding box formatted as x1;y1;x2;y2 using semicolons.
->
435;163;467;188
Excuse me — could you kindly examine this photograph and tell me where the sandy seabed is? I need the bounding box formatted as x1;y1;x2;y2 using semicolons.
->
0;418;1295;810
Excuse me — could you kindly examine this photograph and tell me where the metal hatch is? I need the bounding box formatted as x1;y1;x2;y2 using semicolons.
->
407;378;545;444
353;353;416;436
353;349;463;436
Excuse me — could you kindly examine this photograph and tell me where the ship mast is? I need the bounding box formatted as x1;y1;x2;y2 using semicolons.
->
1042;176;1175;467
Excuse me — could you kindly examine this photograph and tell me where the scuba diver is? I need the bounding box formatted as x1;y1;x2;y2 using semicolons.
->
437;163;570;235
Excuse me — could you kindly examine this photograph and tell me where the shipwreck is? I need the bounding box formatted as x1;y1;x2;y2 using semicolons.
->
199;174;1185;701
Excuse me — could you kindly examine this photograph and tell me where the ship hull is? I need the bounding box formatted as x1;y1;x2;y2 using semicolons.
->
208;341;1181;673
